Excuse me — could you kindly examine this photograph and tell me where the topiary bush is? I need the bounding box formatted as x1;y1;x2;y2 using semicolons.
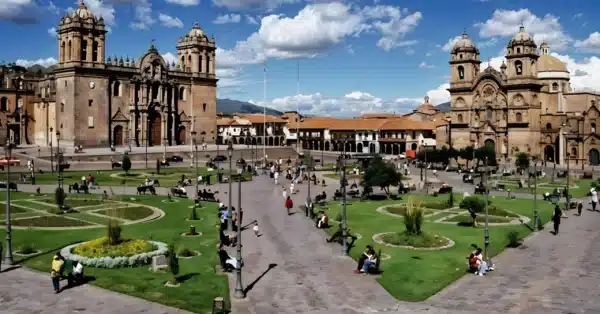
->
122;154;132;174
459;196;486;227
447;192;454;207
168;242;180;284
17;243;37;255
189;206;198;220
55;187;65;209
507;230;520;248
107;219;122;246
178;247;197;257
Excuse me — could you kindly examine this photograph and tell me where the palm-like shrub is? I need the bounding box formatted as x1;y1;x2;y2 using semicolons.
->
402;198;424;236
168;242;180;284
106;219;122;245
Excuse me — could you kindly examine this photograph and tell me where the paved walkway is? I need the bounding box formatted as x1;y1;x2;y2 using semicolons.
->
0;267;191;314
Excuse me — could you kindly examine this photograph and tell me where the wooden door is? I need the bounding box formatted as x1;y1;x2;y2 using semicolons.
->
113;126;123;146
151;116;161;146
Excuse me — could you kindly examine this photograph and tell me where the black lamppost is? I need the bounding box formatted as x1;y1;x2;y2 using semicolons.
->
234;156;245;299
321;147;324;167
49;127;54;174
145;117;150;169
192;131;198;194
305;153;313;217
422;140;428;194
531;156;540;231
216;134;220;180
227;142;233;232
56;131;63;190
483;156;492;268
3;140;13;266
341;138;349;255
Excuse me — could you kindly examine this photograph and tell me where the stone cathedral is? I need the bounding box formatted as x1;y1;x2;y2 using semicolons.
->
0;1;217;148
439;26;600;166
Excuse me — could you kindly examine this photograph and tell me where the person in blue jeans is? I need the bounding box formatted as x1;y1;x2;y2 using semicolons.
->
361;251;378;274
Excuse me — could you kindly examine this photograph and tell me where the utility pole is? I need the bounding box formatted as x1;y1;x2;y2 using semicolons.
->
4;140;13;266
341;139;348;256
296;60;300;151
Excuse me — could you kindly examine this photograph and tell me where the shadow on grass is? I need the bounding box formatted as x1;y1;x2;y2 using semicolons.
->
0;265;22;273
176;272;200;283
243;263;277;295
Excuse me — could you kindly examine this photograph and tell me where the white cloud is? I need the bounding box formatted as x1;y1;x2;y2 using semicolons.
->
574;32;600;53
554;54;600;92
130;0;154;30
83;0;116;25
212;0;299;10
0;0;42;23
161;52;178;65
213;14;241;24
47;27;57;37
441;36;462;52
217;3;422;67
165;0;199;6
419;62;434;69
245;15;258;25
158;13;183;28
15;57;58;68
475;9;571;50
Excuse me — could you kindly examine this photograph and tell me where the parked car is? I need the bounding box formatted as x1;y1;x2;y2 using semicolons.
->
214;155;227;162
0;181;18;191
168;155;184;162
0;157;20;166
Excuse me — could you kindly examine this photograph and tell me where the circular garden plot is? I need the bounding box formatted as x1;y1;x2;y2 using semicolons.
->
0;197;164;230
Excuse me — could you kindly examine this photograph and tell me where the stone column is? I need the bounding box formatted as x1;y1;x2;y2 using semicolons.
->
99;36;105;63
201;51;206;73
210;52;215;74
87;35;93;63
140;111;147;146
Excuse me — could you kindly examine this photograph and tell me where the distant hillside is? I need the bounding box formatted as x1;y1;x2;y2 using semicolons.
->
436;101;451;112
217;98;283;116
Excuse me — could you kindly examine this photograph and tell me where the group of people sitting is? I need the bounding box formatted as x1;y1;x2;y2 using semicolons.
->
217;203;243;272
315;211;329;229
50;252;84;293
468;247;492;276
80;174;97;187
355;245;378;274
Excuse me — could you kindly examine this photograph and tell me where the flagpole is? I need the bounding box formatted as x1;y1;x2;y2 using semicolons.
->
263;62;267;164
296;60;300;151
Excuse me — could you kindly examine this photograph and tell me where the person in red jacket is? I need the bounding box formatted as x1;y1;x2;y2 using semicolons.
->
285;195;293;215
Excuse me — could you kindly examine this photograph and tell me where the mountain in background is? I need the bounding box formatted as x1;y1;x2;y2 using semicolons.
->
436;101;451;113
216;98;283;116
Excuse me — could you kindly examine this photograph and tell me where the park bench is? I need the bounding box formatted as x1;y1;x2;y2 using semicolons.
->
474;184;488;195
333;191;343;201
583;171;593;179
556;171;567;178
198;190;219;202
347;189;361;198
151;255;168;272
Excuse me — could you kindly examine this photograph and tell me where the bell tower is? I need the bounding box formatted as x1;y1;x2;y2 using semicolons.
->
57;1;107;68
449;32;481;86
505;26;539;81
176;23;216;75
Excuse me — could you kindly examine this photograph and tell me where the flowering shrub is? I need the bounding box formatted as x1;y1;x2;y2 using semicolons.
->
61;240;168;268
72;237;154;258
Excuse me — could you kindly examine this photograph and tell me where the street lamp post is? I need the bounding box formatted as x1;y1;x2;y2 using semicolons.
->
532;156;539;231
566;152;571;212
423;140;428;194
49;127;54;174
216;136;220;182
56;132;63;190
227;142;234;232
483;156;492;267
234;157;245;299
341;139;348;255
145;117;149;169
192;131;198;194
305;153;312;217
4;140;14;266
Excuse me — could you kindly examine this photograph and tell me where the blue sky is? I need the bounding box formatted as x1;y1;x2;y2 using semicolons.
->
2;0;600;116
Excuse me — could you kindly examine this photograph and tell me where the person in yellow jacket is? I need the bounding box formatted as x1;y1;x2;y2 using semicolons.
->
51;253;65;293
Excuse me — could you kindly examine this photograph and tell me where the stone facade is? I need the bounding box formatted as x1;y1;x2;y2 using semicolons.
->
438;27;600;166
0;1;217;148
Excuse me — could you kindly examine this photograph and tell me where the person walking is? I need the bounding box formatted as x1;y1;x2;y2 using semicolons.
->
285;195;294;215
552;205;562;235
590;188;598;211
282;187;287;200
274;170;279;185
51;253;65;293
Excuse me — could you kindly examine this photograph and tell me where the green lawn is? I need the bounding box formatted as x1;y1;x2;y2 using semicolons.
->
95;206;155;221
319;194;555;301
0;192;229;313
492;176;592;197
0;167;252;187
4;215;93;227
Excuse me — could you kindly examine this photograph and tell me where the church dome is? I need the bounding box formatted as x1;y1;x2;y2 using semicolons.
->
452;32;478;53
512;26;531;41
72;1;94;20
538;55;568;73
187;23;207;39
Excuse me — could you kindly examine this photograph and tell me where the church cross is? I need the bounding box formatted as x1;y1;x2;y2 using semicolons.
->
488;58;492;67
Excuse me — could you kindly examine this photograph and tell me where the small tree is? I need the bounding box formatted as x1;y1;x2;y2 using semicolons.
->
361;155;402;197
156;159;161;175
55;187;65;209
515;152;530;175
447;192;454;208
459;196;486;227
122;154;132;174
460;146;475;168
106;219;122;245
402;198;424;235
189;206;198;220
168;242;180;284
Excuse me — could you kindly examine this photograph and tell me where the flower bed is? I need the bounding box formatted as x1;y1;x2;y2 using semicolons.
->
60;239;168;268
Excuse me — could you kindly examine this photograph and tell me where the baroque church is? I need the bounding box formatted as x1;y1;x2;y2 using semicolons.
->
439;26;600;166
0;1;217;148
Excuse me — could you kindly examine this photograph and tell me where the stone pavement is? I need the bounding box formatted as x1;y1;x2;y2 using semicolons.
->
0;267;191;314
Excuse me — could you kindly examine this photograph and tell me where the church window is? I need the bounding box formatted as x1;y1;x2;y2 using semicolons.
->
0;97;7;112
459;54;463;60
179;87;185;101
18;80;23;89
552;82;559;91
113;81;121;97
515;60;523;75
516;112;523;122
198;55;202;72
206;55;211;74
92;41;98;62
457;114;463;123
67;41;72;61
187;55;192;72
203;103;207;112
61;103;64;113
88;116;94;128
180;56;185;69
88;99;93;107
60;42;65;63
516;48;521;54
81;40;87;61
457;66;465;80
592;123;596;134
546;123;552;130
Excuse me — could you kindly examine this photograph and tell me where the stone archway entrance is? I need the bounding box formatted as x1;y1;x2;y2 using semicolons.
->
589;149;600;166
484;139;495;152
178;126;186;144
113;125;124;146
150;114;161;146
544;145;555;162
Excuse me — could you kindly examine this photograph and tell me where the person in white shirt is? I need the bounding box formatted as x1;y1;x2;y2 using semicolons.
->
282;188;287;200
290;183;295;195
70;261;84;285
274;171;279;185
252;222;260;237
590;188;598;211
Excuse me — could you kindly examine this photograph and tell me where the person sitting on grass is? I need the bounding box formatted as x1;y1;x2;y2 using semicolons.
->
354;245;375;274
361;251;378;274
68;261;84;286
316;211;329;229
217;244;238;272
472;248;488;276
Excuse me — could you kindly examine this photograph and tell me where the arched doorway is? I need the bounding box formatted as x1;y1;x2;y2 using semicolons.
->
411;143;417;150
268;137;274;146
484;139;495;153
332;142;337;151
350;142;356;152
280;137;285;146
357;143;363;153
544;145;555;162
325;142;330;151
345;142;351;152
177;126;186;144
113;125;124;146
274;137;280;146
392;144;399;155
589;149;600;166
150;114;162;146
370;143;376;153
239;137;245;145
252;137;257;145
257;137;262;145
385;144;391;154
